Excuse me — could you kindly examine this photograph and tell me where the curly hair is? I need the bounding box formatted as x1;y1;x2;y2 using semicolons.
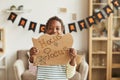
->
45;16;65;33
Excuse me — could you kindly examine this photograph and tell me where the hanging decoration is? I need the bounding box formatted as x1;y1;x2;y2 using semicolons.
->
78;20;87;31
7;12;17;23
28;21;37;32
68;23;77;33
18;17;27;28
39;24;46;33
103;5;113;17
95;11;105;22
7;0;120;33
111;0;120;9
86;16;96;27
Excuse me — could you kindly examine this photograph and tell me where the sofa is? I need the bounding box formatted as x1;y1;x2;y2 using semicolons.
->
13;50;88;80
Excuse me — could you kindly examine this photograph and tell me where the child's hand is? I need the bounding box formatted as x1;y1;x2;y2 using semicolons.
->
69;48;77;60
30;47;39;56
69;48;77;66
29;56;34;63
29;47;39;63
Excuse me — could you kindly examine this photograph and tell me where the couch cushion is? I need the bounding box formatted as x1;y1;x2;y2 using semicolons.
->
22;70;36;80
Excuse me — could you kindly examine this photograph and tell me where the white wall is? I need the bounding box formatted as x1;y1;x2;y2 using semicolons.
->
0;0;88;80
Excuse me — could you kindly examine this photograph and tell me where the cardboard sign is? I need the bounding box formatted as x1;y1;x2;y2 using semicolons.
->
32;33;74;66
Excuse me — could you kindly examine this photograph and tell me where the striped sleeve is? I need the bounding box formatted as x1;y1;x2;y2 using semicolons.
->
66;63;76;78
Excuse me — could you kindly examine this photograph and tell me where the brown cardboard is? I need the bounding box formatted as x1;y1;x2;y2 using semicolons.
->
32;33;82;66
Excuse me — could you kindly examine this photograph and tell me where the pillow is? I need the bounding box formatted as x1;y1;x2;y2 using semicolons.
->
27;52;37;75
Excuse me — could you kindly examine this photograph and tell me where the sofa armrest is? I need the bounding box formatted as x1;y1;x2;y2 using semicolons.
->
13;59;25;80
79;58;88;80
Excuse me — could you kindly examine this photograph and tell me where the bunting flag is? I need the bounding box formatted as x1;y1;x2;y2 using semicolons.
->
68;23;77;33
18;18;27;28
103;5;113;17
95;11;105;22
7;12;17;23
28;21;37;32
111;0;120;9
6;0;120;33
78;20;87;31
86;16;96;27
39;24;46;33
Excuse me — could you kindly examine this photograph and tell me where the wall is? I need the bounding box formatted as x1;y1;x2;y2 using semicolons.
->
0;0;88;80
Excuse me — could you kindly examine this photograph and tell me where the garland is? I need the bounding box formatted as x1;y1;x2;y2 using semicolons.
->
7;0;120;33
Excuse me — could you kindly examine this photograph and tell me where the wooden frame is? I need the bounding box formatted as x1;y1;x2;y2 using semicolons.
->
89;0;120;80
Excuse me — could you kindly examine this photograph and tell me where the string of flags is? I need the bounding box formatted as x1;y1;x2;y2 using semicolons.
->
7;0;120;33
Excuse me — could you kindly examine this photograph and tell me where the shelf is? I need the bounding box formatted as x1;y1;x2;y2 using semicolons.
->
93;3;107;5
112;37;120;40
89;0;120;80
4;9;31;13
112;64;120;68
92;51;106;54
112;52;120;54
112;78;120;80
92;66;106;69
113;16;120;18
92;37;108;40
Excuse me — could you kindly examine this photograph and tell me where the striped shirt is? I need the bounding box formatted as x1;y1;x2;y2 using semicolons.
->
37;64;76;80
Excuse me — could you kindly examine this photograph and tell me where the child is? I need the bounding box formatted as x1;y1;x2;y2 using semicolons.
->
29;16;78;80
